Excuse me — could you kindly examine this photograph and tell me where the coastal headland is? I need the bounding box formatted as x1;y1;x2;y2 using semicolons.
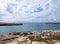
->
0;30;60;44
0;23;23;26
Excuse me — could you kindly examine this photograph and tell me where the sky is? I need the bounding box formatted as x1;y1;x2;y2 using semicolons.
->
0;0;60;23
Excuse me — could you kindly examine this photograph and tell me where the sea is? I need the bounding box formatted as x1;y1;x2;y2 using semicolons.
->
0;23;60;34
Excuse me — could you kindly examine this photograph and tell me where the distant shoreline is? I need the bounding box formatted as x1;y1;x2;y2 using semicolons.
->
0;23;23;26
0;22;60;26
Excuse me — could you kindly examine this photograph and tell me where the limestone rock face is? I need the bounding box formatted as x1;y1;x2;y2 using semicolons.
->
6;36;32;44
31;41;47;44
54;42;60;44
6;41;19;44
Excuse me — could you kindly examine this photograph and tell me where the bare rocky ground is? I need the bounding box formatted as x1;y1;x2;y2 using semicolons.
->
0;30;60;44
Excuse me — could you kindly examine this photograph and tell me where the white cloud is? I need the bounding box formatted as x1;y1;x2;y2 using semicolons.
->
0;0;60;22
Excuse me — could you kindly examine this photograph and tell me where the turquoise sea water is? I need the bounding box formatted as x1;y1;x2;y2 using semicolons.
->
0;23;60;34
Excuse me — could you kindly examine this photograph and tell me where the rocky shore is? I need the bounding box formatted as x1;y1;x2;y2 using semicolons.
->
0;30;60;44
